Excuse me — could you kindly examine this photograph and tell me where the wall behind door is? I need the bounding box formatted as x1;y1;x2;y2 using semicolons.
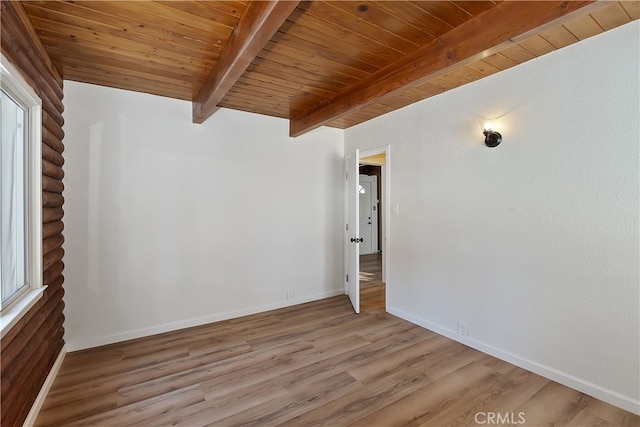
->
63;82;345;350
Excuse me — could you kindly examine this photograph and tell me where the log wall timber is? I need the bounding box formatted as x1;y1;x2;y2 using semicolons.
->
0;2;66;427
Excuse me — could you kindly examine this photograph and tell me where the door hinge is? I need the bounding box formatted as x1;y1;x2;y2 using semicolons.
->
346;172;348;180
346;224;349;231
346;274;349;282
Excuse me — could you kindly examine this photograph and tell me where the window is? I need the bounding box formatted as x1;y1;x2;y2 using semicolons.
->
0;54;43;335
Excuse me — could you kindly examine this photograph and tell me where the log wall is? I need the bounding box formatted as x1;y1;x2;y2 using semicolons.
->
0;2;66;426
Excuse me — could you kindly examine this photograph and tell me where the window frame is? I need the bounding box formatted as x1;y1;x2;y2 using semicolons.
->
0;53;45;338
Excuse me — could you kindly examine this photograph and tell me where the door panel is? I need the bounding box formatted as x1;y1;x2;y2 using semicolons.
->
346;150;359;313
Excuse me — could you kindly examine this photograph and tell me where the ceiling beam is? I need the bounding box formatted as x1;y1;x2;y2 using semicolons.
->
289;0;606;137
193;0;300;124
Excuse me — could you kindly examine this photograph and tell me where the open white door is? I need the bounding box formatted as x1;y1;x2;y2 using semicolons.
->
346;150;360;313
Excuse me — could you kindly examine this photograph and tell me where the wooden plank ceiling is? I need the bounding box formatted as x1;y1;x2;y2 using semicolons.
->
21;0;640;136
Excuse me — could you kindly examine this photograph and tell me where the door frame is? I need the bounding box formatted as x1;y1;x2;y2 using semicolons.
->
344;145;390;311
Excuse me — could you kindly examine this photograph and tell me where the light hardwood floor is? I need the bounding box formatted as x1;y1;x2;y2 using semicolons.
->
36;266;638;426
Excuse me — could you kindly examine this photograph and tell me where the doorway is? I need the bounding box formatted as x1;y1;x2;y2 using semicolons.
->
344;145;390;314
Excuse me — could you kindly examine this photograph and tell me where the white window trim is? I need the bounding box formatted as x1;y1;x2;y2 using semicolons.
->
0;54;45;338
0;287;46;338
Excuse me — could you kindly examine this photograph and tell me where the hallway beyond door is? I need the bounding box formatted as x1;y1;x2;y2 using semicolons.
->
360;254;384;314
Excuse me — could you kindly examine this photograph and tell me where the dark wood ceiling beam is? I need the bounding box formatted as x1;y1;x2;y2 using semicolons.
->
193;0;300;124
289;1;607;137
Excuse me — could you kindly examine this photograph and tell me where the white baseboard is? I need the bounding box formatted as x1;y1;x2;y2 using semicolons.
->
23;345;67;427
387;306;640;416
67;289;344;352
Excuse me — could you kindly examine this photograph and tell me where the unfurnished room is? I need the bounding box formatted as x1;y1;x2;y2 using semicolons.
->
0;1;639;426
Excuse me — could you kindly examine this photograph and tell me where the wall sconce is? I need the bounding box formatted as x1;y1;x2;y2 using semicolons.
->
483;121;502;148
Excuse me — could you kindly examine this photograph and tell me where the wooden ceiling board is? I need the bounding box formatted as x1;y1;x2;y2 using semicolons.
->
262;40;371;82
370;1;455;39
274;16;396;71
60;57;195;92
447;66;486;85
33;42;209;100
245;56;348;94
30;17;216;73
481;52;519;71
42;45;203;84
62;65;192;101
465;60;502;78
244;59;346;93
218;95;293;118
155;1;248;29
410;1;474;28
79;1;237;37
22;2;229;56
234;74;326;104
287;5;406;65
223;89;295;114
50;0;234;54
226;83;328;118
591;1;635;30
538;25;580;49
562;14;605;40
271;30;381;74
252;49;361;87
14;0;638;134
328;1;435;46
620;1;640;20
225;81;304;109
24;0;245;102
517;35;557;58
453;1;498;17
302;1;421;54
405;84;444;100
237;70;336;102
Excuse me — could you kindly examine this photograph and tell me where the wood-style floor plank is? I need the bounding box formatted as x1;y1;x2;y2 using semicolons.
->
34;257;638;426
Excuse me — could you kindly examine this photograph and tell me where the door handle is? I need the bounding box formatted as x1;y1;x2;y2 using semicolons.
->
350;238;364;243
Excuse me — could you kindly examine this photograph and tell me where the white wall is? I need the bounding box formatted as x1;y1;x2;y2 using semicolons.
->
345;21;639;413
62;82;344;350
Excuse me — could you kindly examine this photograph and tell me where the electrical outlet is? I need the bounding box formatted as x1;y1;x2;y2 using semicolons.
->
458;321;468;337
287;290;294;300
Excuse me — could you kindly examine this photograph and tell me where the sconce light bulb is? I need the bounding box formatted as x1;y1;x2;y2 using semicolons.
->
483;121;493;133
